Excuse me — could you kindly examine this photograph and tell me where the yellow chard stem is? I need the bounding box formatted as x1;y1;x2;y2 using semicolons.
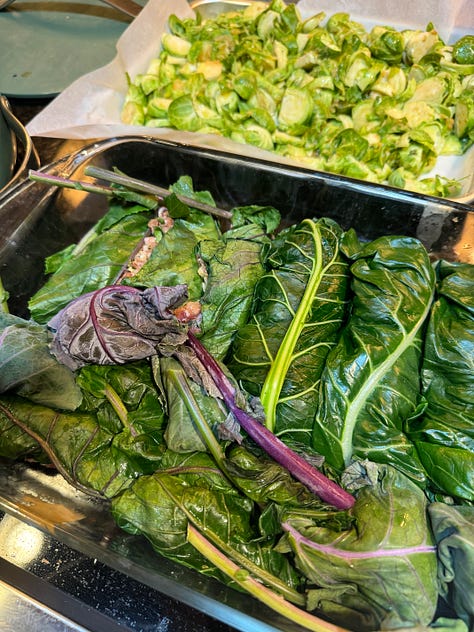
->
187;523;350;632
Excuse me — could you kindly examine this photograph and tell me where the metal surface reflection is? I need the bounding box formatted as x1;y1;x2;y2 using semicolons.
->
0;514;44;567
0;580;88;632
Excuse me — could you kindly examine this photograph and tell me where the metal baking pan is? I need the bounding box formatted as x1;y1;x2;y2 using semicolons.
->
0;137;473;632
0;95;39;201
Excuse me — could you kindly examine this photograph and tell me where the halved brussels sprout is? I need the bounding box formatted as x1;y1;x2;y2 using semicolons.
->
272;129;306;146
168;95;201;131
369;26;404;64
454;90;474;138
214;90;239;115
370;67;407;97
121;101;145;126
233;71;257;100
196;61;223;81
281;3;300;34
352;101;379;133
257;10;280;40
409;76;449;105
168;14;186;37
231;123;274;151
249;88;278;116
403;29;440;65
453;35;474;65
301;11;325;33
146;97;172;119
343;52;384;92
249;107;276;132
194;102;223;129
403;101;437;128
278;87;313;128
162;33;192;57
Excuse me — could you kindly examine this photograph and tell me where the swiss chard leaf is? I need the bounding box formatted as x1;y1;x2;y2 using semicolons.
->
0;390;168;497
0;313;82;411
77;361;166;435
312;233;435;482
77;362;167;475
156;356;228;453
229;217;350;446
169;175;217;208
197;223;268;359
0;397;45;461
225;443;352;518
44;200;153;276
0;395;132;497
280;464;439;631
48;285;190;371
230;205;281;233
29;211;153;324
429;502;474;629
111;450;302;591
408;261;474;501
123;209;220;299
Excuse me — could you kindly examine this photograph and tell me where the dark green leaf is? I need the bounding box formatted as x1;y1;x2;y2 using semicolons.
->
123;210;220;299
29;212;153;323
230;205;281;233
281;464;439;631
156;356;227;453
429;502;474;629
111;450;301;590
313;234;435;481
230;217;350;445
197;224;267;359
0;393;167;498
408;261;474;501
0;397;45;461
0;313;82;411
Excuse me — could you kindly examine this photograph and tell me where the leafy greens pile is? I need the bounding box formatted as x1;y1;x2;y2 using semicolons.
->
121;0;474;198
0;174;473;632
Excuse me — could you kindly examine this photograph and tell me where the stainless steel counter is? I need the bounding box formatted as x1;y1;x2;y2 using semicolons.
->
0;509;235;632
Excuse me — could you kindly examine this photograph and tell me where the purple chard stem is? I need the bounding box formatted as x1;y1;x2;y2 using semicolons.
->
187;332;355;510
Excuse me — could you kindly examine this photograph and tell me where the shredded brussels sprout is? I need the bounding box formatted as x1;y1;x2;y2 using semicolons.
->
121;0;474;198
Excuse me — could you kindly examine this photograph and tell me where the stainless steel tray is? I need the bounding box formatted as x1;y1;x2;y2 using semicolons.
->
0;96;39;201
0;137;473;631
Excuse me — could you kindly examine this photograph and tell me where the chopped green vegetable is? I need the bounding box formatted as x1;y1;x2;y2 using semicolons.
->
453;35;474;65
121;3;474;197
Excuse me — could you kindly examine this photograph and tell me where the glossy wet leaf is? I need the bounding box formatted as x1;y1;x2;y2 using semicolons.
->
313;233;435;482
408;261;474;501
281;464;438;631
0;312;82;410
230;217;350;445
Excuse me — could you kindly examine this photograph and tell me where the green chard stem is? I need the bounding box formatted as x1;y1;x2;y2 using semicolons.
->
187;523;349;632
28;170;158;209
84;165;233;220
167;365;227;468
103;384;136;435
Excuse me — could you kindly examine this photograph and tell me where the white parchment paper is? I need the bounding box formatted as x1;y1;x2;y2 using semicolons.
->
26;0;474;197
